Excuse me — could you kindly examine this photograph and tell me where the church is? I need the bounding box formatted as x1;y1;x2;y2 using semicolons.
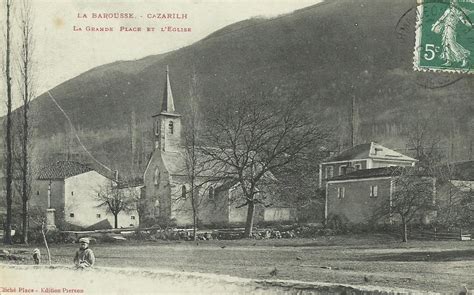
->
141;67;296;226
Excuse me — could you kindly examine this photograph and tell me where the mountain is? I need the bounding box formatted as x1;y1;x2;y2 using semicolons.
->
5;0;474;178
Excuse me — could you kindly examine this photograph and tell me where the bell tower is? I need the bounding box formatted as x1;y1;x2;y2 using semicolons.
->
153;66;182;152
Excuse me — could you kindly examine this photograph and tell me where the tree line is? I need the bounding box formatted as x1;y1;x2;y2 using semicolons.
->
2;0;34;245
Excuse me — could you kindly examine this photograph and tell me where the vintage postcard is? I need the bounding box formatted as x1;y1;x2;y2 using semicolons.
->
1;0;473;294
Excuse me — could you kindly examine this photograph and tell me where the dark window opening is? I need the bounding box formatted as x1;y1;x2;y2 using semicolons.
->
181;185;186;199
169;121;174;134
209;187;215;200
70;213;75;218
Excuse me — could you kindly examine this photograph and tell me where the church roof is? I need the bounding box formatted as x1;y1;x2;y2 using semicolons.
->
160;148;232;178
326;142;417;163
37;161;93;180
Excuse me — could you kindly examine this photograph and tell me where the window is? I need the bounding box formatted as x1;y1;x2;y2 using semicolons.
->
325;166;334;179
337;187;345;199
181;185;186;199
370;185;378;198
354;164;362;170
154;120;160;135
131;216;136;220
36;191;40;195
209;186;215;200
169;121;174;134
96;214;101;218
70;213;75;218
71;191;74;196
339;165;347;176
154;168;160;185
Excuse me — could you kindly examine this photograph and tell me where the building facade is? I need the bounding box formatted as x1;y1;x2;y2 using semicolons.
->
31;161;139;229
142;67;295;226
325;167;436;224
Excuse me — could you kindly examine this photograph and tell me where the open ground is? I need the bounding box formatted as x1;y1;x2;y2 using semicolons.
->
2;234;474;293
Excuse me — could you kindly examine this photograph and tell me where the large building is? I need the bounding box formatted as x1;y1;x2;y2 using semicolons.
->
321;143;428;224
142;67;295;226
30;161;139;230
325;166;436;224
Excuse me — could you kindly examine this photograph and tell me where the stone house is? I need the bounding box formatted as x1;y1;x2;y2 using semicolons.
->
30;161;139;230
325;166;436;224
142;67;295;226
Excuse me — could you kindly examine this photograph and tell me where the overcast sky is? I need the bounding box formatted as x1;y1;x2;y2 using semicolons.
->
0;0;321;115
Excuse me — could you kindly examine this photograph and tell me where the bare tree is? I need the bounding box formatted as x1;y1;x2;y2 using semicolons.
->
2;0;14;245
13;0;34;244
199;93;329;237
376;167;436;242
182;72;202;241
404;117;445;173
435;164;474;229
274;148;329;223
96;181;135;228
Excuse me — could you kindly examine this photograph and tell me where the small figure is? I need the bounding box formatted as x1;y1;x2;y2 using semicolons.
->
32;248;41;265
73;238;95;269
269;267;278;277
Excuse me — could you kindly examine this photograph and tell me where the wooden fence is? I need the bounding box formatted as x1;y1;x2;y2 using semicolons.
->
409;228;471;241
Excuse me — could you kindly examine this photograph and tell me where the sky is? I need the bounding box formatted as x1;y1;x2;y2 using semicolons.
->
0;0;321;115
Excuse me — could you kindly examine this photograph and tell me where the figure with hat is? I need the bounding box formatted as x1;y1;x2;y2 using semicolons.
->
74;237;95;269
32;248;41;265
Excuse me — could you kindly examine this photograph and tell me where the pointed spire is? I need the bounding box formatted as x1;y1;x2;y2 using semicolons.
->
161;65;176;113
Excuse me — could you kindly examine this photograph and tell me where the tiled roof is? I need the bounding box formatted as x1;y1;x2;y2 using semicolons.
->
328;166;431;181
37;161;93;180
329;166;405;181
326;142;417;163
328;143;372;161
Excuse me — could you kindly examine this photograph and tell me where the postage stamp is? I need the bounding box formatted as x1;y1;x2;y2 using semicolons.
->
414;0;474;73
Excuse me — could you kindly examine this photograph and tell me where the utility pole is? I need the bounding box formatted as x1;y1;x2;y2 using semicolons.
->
350;94;358;147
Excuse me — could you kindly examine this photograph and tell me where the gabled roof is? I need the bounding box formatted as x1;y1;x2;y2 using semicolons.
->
161;147;233;178
37;161;93;180
326;142;417;163
328;166;430;182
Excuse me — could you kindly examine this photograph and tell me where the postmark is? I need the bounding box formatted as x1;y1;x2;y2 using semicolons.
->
414;0;474;73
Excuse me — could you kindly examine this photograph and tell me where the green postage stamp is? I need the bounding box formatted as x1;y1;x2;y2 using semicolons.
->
414;0;474;73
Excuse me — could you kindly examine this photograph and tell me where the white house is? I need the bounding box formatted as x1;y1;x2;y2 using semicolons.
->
30;161;139;230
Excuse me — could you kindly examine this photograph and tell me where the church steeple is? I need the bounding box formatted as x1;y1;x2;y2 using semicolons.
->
153;66;182;152
161;65;176;114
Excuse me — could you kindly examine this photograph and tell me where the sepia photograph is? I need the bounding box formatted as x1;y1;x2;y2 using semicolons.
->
1;0;473;293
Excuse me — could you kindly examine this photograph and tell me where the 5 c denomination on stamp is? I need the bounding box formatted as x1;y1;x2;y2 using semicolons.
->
414;0;474;73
